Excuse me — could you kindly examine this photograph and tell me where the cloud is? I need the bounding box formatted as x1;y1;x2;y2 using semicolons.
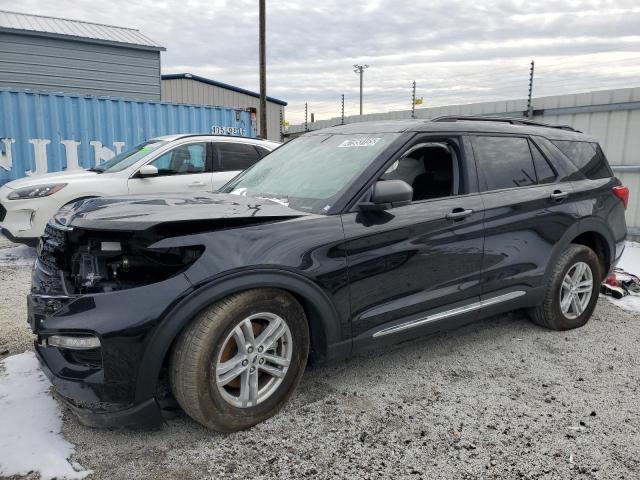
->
3;0;640;123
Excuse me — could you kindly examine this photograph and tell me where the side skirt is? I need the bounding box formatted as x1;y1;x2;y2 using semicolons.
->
373;290;526;338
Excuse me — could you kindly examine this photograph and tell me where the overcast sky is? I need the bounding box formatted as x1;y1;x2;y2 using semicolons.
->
5;0;640;123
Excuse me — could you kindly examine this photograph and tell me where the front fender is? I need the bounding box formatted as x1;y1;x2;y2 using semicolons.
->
134;268;348;402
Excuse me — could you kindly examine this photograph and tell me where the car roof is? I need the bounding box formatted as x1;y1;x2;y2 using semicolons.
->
305;117;598;142
150;134;281;147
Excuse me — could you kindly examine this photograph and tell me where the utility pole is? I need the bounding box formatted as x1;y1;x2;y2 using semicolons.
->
411;80;416;119
353;64;369;117
526;60;535;118
304;102;308;132
341;94;345;124
258;0;267;138
279;108;283;142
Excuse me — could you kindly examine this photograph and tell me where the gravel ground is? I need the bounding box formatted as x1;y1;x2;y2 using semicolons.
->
1;236;638;479
0;265;32;359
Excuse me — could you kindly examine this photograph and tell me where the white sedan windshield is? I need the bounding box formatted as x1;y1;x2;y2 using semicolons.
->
95;140;168;173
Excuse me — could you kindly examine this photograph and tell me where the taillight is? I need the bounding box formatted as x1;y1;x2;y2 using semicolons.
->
612;185;629;209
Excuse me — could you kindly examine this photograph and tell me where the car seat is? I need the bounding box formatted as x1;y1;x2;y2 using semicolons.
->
411;148;453;201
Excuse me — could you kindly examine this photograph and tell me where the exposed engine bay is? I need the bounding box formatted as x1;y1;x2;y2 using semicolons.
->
35;222;203;295
32;192;308;296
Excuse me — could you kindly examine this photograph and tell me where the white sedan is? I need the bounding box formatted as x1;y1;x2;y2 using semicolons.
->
0;134;279;244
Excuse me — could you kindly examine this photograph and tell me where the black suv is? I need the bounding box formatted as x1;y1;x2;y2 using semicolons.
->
29;117;628;432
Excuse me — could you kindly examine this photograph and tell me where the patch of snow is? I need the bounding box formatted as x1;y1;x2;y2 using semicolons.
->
604;241;640;313
0;352;92;479
617;241;640;273
0;243;36;266
606;293;640;313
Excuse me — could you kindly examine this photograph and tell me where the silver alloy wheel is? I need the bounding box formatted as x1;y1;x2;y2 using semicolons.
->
559;261;594;320
214;312;293;408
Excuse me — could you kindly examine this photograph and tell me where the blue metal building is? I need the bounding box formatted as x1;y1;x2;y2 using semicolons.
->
0;89;255;185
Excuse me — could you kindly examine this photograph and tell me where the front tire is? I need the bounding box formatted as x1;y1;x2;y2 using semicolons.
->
530;244;602;330
170;288;309;432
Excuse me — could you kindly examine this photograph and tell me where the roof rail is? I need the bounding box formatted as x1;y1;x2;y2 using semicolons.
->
431;115;580;132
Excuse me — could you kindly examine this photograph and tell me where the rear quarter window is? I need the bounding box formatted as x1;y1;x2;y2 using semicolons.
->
255;146;271;158
550;140;612;180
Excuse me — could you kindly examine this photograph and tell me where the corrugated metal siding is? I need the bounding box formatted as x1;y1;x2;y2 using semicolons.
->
286;87;640;233
529;88;640;234
0;89;255;184
0;10;163;48
0;32;161;100
162;78;284;142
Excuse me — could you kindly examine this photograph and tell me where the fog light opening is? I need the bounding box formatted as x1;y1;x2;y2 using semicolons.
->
47;334;101;350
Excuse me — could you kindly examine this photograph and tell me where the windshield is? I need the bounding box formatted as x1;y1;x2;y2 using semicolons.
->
95;140;168;173
220;133;400;214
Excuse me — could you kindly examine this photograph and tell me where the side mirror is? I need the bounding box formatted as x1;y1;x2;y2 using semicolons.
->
360;180;413;211
138;164;159;177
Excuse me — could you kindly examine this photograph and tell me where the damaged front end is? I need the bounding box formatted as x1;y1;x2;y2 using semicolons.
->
28;192;309;427
35;221;203;297
29;220;203;426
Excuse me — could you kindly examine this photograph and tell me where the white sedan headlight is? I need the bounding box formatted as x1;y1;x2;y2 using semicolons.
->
7;183;67;200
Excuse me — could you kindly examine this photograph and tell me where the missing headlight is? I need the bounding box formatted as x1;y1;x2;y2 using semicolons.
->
69;237;204;294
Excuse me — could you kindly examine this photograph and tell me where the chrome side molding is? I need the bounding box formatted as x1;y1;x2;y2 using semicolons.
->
372;290;526;338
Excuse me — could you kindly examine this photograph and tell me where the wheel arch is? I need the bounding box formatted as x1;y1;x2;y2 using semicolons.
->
62;194;100;206
545;217;615;282
134;269;346;402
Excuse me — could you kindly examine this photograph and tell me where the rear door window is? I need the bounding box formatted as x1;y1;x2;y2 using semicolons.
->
550;140;612;180
529;140;556;184
472;136;537;191
215;142;262;171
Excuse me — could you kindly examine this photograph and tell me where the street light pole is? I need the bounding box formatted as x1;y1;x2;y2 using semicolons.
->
353;64;369;117
259;0;267;138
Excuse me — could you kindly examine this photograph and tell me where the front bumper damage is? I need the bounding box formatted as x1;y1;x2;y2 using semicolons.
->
35;344;163;428
29;270;194;428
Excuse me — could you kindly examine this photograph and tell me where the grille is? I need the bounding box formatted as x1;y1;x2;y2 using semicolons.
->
44;223;66;245
0;203;6;222
63;348;102;368
38;223;68;273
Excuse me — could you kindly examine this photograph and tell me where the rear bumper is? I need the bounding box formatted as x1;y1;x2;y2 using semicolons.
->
35;341;164;428
612;239;627;272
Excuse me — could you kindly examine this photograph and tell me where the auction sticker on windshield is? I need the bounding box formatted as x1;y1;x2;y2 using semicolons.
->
338;138;381;148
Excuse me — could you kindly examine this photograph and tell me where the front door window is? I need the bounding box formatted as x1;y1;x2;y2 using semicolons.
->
150;143;208;175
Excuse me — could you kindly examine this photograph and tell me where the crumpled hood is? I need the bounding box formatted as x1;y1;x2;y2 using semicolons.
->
57;192;309;231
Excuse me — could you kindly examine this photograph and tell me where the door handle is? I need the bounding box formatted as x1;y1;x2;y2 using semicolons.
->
550;190;569;201
446;208;474;220
188;181;206;187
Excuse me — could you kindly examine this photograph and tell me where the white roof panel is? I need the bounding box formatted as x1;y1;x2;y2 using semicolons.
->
0;10;164;50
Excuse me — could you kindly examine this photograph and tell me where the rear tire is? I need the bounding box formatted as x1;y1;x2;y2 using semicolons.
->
530;244;602;330
170;288;309;432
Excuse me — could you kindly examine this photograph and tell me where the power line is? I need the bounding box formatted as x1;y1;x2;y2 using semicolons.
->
292;54;640;124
